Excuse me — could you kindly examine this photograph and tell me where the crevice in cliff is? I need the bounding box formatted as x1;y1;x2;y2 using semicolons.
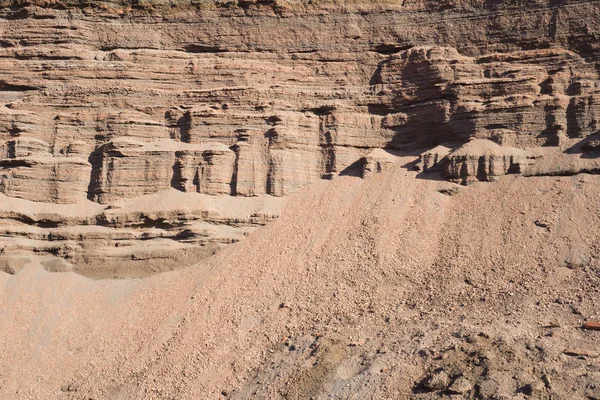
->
177;113;192;143
303;105;336;116
86;148;103;202
5;214;63;228
183;44;228;54
0;159;33;168
230;144;240;196
0;80;40;91
538;104;564;146
12;55;80;61
367;104;393;116
371;44;413;55
4;8;56;20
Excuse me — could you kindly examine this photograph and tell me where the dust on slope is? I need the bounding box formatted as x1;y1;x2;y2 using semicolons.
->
1;157;600;399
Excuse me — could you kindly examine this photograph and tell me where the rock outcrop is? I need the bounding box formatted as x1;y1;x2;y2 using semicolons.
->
443;140;540;185
89;138;236;203
361;149;400;178
0;190;282;277
417;140;540;184
0;0;600;274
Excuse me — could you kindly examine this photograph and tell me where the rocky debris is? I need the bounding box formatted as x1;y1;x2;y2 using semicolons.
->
477;379;500;398
520;380;546;396
562;248;590;269
1;1;600;398
60;383;79;392
3;154;600;398
437;184;462;196
586;382;600;400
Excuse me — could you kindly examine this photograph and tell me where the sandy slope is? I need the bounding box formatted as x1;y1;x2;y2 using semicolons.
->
1;157;600;399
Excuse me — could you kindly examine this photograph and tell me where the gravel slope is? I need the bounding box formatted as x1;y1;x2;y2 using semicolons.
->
1;157;600;399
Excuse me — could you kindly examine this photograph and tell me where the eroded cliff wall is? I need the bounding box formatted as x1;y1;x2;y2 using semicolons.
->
1;0;599;275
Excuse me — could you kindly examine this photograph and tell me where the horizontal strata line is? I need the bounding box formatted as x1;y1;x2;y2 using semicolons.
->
524;168;600;177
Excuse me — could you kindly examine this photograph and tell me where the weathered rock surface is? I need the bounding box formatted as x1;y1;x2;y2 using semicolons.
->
0;0;599;274
416;144;452;172
441;139;540;185
361;149;400;178
0;190;281;278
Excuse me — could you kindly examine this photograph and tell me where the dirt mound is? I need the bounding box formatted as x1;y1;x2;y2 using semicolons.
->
1;158;600;399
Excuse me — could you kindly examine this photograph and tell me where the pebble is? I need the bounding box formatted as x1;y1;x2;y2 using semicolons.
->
520;380;545;396
425;371;449;391
448;376;473;394
478;379;499;398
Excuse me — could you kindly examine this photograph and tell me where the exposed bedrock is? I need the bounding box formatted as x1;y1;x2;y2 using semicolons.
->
0;136;91;203
1;1;600;274
444;140;540;185
89;138;237;203
375;46;600;148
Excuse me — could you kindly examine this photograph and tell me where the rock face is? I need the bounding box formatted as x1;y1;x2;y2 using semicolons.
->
0;136;91;203
90;138;236;203
375;46;600;148
1;0;600;274
361;149;400;178
417;139;540;184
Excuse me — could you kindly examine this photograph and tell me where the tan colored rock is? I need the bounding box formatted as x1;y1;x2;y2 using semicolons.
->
416;145;452;172
361;149;399;178
0;137;91;203
442;140;540;185
173;145;235;195
91;139;176;203
7;137;51;157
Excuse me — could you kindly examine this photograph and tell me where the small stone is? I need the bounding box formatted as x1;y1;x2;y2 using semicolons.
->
563;348;598;358
534;219;551;229
60;383;79;392
425;371;449;391
520;380;545;395
583;321;600;331
448;376;473;394
586;383;600;400
478;379;499;398
438;186;461;196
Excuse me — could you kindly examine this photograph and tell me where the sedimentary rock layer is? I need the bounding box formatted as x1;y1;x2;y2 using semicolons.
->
0;0;599;274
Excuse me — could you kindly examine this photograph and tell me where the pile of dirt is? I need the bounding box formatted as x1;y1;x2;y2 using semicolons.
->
1;157;600;399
